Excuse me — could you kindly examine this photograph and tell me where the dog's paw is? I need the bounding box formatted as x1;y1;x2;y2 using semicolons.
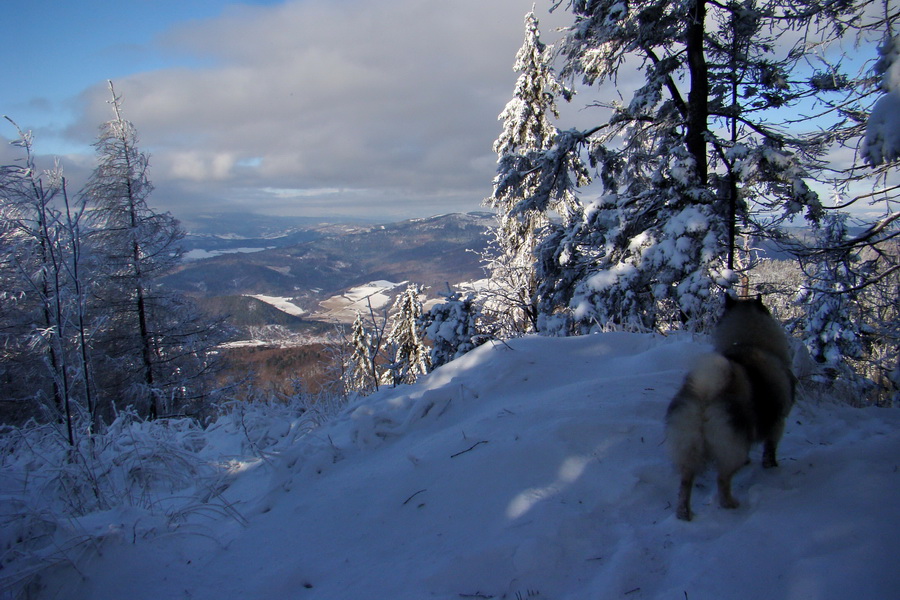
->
719;495;740;510
676;505;693;521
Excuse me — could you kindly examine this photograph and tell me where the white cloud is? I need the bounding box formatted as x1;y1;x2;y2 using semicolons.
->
64;0;572;219
261;187;347;199
166;150;237;181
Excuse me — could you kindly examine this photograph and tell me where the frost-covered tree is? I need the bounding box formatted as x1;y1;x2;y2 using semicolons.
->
0;123;96;439
421;288;489;369
797;213;868;381
863;29;900;167
85;82;222;419
486;9;585;334
796;209;899;404
383;285;429;386
804;2;899;403
1;129;69;424
516;0;878;333
346;312;380;395
812;3;898;289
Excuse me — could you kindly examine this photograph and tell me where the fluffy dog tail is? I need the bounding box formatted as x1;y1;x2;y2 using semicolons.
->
665;353;754;520
665;353;736;471
685;353;734;403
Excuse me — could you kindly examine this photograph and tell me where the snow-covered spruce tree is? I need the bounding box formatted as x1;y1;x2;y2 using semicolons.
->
796;213;870;389
809;3;898;291
346;312;380;395
383;285;429;387
863;27;900;167
486;8;585;335
517;0;870;333
805;3;899;404
421;287;490;369
84;82;223;420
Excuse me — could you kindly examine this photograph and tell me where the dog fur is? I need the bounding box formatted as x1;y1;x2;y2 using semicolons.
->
665;295;796;521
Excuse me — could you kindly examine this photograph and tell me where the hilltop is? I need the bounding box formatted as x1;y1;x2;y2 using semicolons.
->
11;333;899;599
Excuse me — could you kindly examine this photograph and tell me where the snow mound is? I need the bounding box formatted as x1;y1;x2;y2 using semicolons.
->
18;333;900;599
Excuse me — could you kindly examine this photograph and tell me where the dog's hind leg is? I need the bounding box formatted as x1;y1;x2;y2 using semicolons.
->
762;440;777;468
717;467;741;509
707;408;751;511
762;418;786;468
762;439;779;468
676;471;696;521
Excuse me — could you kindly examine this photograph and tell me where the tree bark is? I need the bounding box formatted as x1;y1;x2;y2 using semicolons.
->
685;0;709;186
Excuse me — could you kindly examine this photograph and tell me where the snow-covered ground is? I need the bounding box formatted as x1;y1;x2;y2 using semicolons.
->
341;280;404;309
183;247;270;261
247;294;307;317
316;280;405;322
4;333;899;599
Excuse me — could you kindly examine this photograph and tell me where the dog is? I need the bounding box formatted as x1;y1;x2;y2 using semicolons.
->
665;295;796;521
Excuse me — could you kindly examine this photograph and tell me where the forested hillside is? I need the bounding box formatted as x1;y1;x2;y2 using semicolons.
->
164;212;492;303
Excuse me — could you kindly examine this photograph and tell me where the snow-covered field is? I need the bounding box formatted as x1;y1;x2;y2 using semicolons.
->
247;294;307;317
316;280;405;322
183;247;270;261
4;333;899;599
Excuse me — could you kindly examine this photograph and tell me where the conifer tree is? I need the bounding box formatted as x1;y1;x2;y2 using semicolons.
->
516;0;871;332
0;125;80;436
798;213;867;376
347;312;379;395
796;209;900;404
384;285;429;386
421;288;488;369
486;9;585;334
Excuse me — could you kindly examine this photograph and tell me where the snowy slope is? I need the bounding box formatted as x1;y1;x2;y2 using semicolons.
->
25;333;900;600
246;294;307;317
316;280;404;322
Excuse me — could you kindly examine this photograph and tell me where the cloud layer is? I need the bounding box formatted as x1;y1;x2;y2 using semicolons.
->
64;0;570;221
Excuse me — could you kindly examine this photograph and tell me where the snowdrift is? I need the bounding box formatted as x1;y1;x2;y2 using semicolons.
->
7;333;900;600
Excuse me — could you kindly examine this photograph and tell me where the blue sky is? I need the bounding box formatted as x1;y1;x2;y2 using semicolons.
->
2;1;253;148
1;0;560;222
1;1;890;224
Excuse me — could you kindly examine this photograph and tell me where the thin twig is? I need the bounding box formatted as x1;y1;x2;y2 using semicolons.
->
402;489;427;506
451;440;488;458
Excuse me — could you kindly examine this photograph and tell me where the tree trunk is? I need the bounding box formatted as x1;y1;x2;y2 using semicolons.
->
124;148;156;419
685;0;709;186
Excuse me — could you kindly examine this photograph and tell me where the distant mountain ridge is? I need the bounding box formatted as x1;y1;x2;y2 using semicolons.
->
178;212;374;240
167;212;821;334
163;212;495;328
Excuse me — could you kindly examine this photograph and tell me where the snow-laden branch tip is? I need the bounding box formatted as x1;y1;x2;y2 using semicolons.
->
863;90;900;165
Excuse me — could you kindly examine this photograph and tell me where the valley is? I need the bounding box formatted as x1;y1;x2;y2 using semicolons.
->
171;212;495;397
168;212;493;328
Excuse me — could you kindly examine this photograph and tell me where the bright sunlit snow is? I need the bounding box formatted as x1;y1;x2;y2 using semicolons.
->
183;247;270;261
6;333;899;599
247;294;307;317
864;35;900;166
316;281;405;322
864;90;900;165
